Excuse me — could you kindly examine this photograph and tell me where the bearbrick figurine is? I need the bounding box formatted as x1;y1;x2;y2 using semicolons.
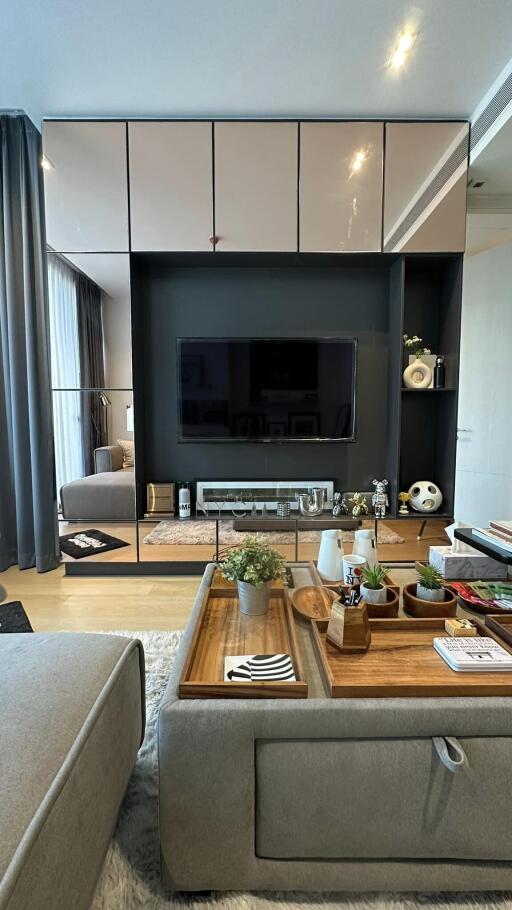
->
372;479;389;519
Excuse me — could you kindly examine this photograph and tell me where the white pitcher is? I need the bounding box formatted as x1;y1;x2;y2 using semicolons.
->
317;529;344;581
352;528;377;569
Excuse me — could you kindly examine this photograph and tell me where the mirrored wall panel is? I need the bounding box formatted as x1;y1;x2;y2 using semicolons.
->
383;122;469;252
59;520;137;563
47;252;135;524
43;121;129;252
53;390;135;521
47;252;132;389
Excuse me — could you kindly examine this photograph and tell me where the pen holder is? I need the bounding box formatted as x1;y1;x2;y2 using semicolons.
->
326;601;371;653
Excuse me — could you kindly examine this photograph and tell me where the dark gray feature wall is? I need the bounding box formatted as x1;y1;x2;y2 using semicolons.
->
134;257;394;494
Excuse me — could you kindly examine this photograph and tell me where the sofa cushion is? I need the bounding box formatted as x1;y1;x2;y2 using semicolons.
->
0;633;144;910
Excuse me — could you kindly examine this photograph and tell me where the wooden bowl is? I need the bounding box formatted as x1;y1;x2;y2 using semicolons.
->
291;585;339;621
403;582;457;618
365;586;400;619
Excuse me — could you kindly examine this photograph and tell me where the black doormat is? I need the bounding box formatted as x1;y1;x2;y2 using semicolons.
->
0;601;33;633
60;529;130;559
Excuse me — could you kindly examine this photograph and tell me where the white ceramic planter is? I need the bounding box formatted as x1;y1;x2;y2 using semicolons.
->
417;583;445;602
360;583;388;604
237;579;272;615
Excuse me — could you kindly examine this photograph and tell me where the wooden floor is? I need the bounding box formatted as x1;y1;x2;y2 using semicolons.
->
1;520;445;633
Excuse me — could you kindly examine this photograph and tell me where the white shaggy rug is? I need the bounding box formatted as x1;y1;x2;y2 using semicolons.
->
143;520;404;547
91;630;512;910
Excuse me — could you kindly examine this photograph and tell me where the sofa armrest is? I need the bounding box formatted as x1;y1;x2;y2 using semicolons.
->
94;445;124;473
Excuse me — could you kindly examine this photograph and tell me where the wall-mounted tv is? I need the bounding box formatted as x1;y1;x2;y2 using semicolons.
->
177;337;357;442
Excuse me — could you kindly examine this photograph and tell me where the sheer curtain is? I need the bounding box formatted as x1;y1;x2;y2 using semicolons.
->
47;255;85;505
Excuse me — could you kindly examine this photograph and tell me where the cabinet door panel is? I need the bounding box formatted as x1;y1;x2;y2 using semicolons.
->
129;122;213;252
214;122;298;252
300;122;383;252
384;122;469;252
43;121;129;252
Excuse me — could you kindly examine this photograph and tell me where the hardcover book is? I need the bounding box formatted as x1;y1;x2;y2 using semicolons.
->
433;636;512;672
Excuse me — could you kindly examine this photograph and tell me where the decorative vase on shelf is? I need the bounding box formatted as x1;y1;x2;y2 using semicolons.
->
403;356;435;389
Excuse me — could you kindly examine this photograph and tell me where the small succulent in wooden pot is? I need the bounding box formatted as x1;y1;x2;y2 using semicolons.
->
360;563;388;605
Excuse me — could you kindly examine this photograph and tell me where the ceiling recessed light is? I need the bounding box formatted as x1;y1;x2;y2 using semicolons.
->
390;29;417;69
41;154;54;170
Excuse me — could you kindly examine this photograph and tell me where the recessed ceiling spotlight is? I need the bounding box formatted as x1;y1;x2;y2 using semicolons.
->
390;29;417;69
41;154;54;170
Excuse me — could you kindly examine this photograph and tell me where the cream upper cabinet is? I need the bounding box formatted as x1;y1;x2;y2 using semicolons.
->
43;121;129;252
129;122;213;251
299;122;384;252
383;122;469;253
214;122;298;252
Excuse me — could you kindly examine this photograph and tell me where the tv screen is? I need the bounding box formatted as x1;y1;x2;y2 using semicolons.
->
177;338;356;442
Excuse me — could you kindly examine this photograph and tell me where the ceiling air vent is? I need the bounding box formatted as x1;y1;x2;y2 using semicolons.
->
471;70;512;152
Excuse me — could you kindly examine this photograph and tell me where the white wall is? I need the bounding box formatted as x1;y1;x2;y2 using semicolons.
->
455;239;512;525
102;294;133;447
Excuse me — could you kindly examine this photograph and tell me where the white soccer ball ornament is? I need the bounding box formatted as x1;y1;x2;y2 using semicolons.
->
408;481;443;513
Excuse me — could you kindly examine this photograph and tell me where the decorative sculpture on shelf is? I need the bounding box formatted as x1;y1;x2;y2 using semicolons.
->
398;491;411;515
372;479;389;519
298;487;325;517
332;491;343;517
408;481;443;513
348;492;369;518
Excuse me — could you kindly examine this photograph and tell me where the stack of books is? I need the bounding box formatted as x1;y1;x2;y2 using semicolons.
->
434;636;512;672
473;520;512;554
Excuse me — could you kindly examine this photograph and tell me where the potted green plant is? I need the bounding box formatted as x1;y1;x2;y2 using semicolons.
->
360;563;388;605
416;563;445;601
220;535;286;616
403;563;457;617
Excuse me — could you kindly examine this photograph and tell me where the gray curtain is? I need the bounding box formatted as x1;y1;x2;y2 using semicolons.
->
0;111;59;572
77;273;106;475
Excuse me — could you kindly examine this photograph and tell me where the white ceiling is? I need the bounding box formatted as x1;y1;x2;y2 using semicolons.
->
1;0;512;126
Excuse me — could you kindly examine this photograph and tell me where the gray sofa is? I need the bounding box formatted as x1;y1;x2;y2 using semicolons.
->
60;445;135;520
0;632;145;910
159;565;512;892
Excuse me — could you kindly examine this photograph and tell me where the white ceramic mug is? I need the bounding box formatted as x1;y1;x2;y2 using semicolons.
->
342;554;367;585
352;529;377;569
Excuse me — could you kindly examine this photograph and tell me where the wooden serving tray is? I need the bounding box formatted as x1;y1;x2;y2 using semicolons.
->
179;583;307;699
311;617;512;698
485;613;512;646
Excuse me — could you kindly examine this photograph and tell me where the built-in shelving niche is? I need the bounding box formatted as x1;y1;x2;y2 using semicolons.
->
398;255;463;519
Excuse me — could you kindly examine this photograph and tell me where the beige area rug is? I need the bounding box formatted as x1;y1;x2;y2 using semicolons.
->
92;630;511;909
143;519;404;547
